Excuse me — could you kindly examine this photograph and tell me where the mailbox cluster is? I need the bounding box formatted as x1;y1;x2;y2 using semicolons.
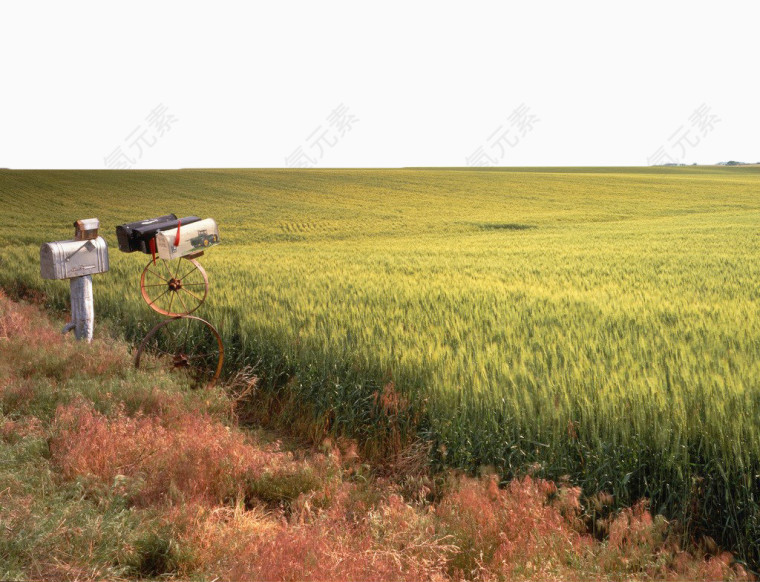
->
114;214;220;316
117;213;225;388
116;214;220;260
40;215;224;387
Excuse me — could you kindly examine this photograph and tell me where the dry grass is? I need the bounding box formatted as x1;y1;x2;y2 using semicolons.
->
51;403;261;506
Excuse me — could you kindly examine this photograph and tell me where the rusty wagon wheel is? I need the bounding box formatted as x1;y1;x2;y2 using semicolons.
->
140;257;208;317
134;315;224;388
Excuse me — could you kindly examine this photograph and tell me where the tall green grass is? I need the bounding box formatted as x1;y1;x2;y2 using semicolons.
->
1;167;759;565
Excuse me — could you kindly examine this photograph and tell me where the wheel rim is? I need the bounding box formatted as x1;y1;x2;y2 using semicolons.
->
140;257;209;317
134;315;224;388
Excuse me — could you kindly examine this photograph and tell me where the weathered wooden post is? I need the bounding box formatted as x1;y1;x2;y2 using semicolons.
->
40;219;109;342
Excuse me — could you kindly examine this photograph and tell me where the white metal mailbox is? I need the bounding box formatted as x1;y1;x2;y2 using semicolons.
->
155;217;220;260
40;237;110;280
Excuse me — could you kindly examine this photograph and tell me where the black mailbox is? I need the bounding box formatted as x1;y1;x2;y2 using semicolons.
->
116;214;176;253
116;214;201;254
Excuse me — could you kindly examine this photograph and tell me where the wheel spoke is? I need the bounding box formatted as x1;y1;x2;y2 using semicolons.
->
177;263;199;281
143;283;170;288
162;260;173;280
177;290;190;314
167;291;176;314
181;287;204;302
147;288;170;307
147;269;168;282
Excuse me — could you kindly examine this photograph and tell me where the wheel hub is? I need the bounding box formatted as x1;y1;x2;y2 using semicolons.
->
168;278;182;291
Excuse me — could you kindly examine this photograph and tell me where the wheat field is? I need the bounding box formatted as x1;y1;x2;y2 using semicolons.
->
1;166;759;563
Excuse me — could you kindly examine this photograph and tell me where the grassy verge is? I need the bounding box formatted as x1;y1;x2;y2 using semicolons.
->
0;289;753;580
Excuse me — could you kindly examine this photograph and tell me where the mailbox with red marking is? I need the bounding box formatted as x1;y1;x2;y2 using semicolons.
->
155;218;220;260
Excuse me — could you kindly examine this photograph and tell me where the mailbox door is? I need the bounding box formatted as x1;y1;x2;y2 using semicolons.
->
63;237;109;278
40;241;66;279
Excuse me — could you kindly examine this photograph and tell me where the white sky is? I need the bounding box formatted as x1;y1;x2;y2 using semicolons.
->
1;0;758;169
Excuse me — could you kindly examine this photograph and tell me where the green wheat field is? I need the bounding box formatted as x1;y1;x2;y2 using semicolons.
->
1;166;759;563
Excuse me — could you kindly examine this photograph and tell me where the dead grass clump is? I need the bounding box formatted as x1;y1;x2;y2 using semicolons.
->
187;484;455;580
603;500;667;571
50;402;269;506
172;503;277;575
436;475;589;578
0;300;27;339
0;290;62;347
227;515;451;582
223;365;260;422
598;501;750;580
49;402;340;511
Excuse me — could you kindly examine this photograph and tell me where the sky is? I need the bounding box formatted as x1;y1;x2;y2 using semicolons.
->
1;0;758;169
